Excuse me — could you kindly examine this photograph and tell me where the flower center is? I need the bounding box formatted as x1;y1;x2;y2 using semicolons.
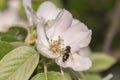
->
49;36;65;54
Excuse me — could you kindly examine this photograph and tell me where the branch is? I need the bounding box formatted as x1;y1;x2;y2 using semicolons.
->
103;0;120;53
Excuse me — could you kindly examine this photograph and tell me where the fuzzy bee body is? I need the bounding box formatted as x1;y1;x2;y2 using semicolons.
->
63;53;69;62
62;46;71;62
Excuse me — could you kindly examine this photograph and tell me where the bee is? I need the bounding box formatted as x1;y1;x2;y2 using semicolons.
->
62;46;71;62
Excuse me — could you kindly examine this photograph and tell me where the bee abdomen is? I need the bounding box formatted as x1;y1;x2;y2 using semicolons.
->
62;53;69;62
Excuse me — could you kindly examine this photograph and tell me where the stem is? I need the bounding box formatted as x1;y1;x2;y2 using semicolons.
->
103;0;120;53
60;67;64;75
70;69;83;80
44;64;48;80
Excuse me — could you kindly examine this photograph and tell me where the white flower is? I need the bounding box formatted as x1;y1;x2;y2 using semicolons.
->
0;0;27;32
22;0;34;26
23;0;92;71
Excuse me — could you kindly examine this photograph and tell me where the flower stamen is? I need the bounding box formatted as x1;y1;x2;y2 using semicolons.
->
49;36;65;53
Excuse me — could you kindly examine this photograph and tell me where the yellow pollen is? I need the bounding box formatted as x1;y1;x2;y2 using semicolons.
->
49;36;65;53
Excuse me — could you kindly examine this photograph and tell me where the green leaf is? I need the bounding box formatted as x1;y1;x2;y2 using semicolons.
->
84;73;102;80
0;41;15;60
89;53;116;72
10;42;30;47
0;35;18;42
0;46;39;80
31;71;72;80
0;27;27;42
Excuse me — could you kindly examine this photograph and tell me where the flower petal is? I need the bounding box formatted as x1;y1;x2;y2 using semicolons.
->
37;21;60;58
78;47;91;57
70;53;92;71
55;53;92;71
45;20;56;40
36;40;60;58
71;19;80;26
61;22;92;50
52;9;73;40
22;0;35;26
61;24;88;42
70;30;92;52
37;21;49;47
37;1;61;21
72;19;89;31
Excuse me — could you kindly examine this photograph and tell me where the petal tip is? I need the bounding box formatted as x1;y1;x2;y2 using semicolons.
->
39;1;56;10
